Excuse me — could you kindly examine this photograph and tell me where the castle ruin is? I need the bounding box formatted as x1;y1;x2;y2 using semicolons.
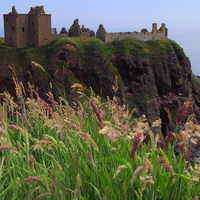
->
53;20;168;43
3;6;168;48
3;6;51;47
96;23;168;42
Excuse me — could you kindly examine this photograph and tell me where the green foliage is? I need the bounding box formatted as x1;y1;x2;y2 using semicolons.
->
0;37;4;44
145;39;176;59
168;39;184;52
107;38;183;60
191;73;200;89
0;45;27;68
127;92;156;113
107;38;148;57
0;78;199;199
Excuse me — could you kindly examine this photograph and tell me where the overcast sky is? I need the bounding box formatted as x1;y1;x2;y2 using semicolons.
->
1;0;200;31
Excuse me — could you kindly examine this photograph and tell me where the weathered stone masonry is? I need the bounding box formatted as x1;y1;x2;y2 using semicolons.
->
96;23;168;43
4;6;51;48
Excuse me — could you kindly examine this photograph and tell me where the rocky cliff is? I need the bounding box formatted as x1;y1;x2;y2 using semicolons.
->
0;37;199;135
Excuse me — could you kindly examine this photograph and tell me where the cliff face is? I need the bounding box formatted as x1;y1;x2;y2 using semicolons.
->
109;39;194;135
0;38;199;134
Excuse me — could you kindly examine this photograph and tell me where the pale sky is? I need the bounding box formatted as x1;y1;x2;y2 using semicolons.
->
1;0;200;31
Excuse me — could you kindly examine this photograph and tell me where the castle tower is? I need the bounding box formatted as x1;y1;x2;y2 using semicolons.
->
28;6;51;47
152;23;157;33
160;23;168;37
3;6;21;47
160;23;166;31
4;6;51;48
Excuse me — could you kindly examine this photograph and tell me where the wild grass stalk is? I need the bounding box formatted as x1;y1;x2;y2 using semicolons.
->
0;75;199;199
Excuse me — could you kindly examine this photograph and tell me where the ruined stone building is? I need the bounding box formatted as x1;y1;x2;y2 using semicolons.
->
3;6;168;48
53;20;168;43
3;6;51;48
52;19;95;38
96;23;168;43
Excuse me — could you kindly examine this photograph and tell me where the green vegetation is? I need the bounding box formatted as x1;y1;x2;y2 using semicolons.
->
192;73;200;89
0;38;184;68
0;74;199;199
107;38;148;57
145;39;174;58
0;37;4;44
0;45;27;68
107;38;183;59
0;37;111;70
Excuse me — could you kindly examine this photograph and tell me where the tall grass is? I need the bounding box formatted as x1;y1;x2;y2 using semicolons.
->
0;70;199;199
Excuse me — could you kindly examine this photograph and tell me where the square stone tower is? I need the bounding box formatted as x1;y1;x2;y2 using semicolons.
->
4;6;51;48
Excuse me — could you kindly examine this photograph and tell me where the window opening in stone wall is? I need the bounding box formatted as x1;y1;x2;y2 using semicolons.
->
22;28;25;32
6;18;8;22
34;31;36;34
12;26;14;31
32;22;34;26
161;37;163;39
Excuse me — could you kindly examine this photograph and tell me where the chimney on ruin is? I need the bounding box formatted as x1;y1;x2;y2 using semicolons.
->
160;23;166;31
152;23;157;33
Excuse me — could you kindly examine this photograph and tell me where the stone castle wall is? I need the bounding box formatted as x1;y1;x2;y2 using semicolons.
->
4;6;51;48
102;23;168;43
53;22;168;43
4;14;18;47
36;15;51;46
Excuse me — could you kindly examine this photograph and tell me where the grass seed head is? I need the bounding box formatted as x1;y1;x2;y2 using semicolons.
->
158;157;174;176
130;166;144;184
0;146;17;150
74;174;81;199
35;193;52;200
131;132;143;161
